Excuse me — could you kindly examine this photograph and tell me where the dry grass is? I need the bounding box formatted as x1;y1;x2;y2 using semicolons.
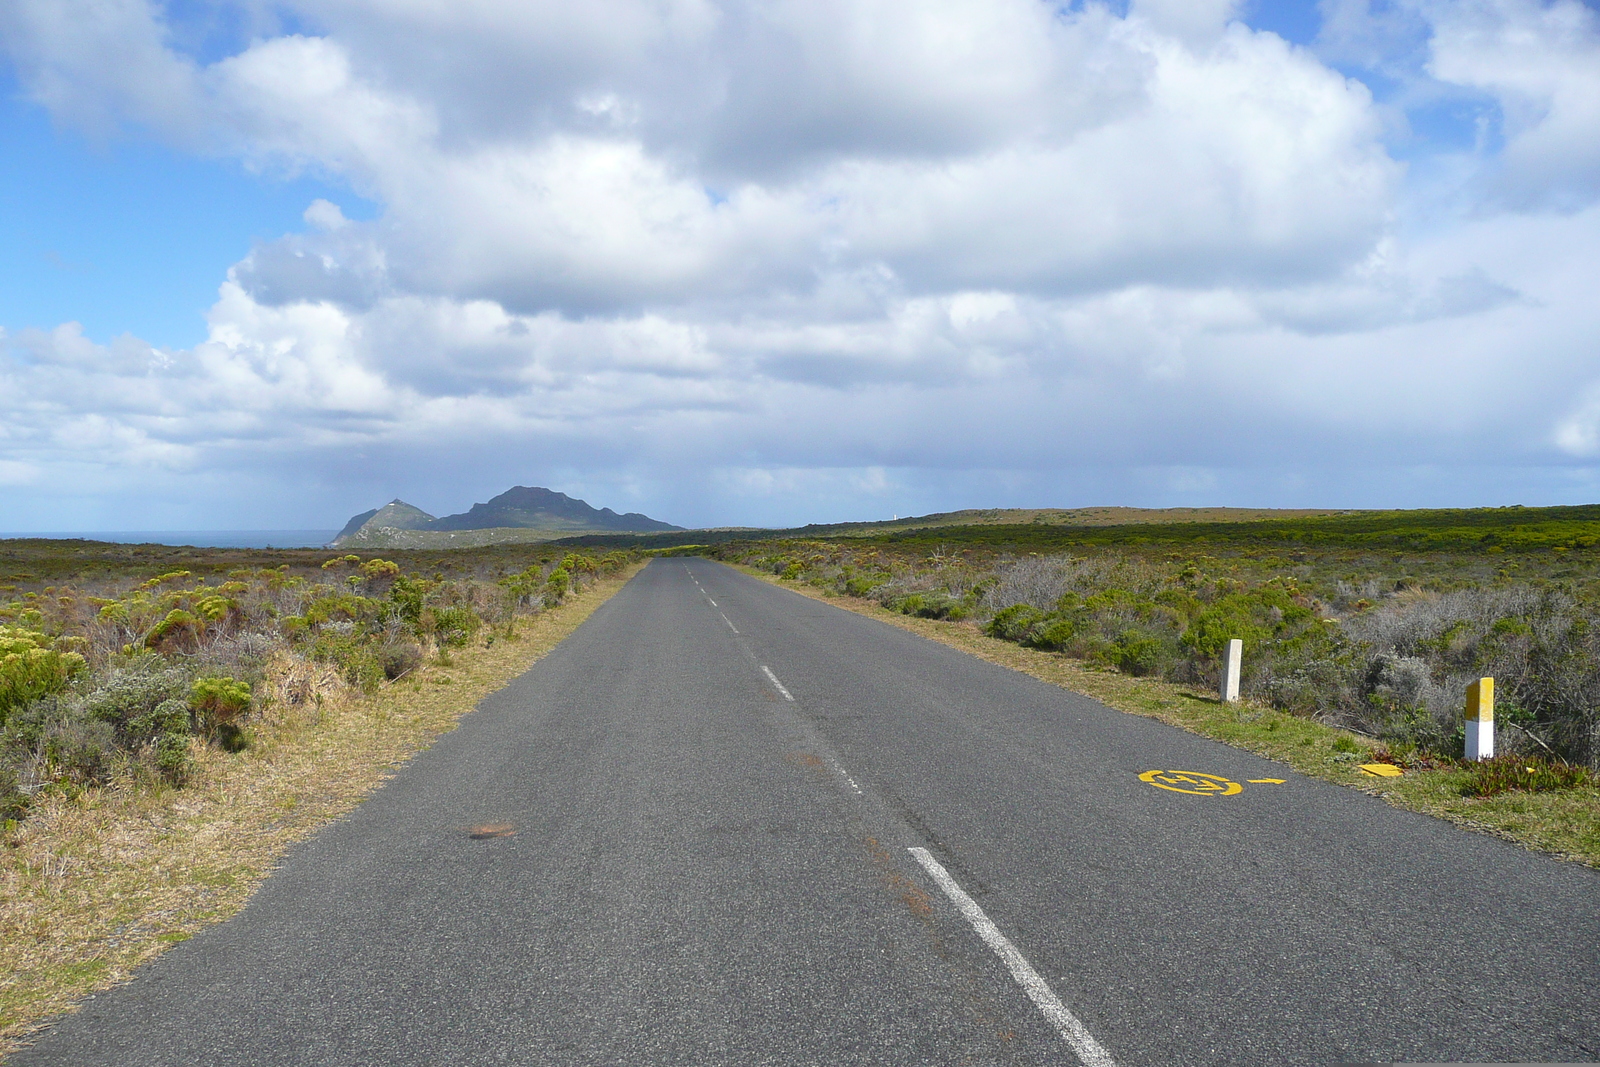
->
738;567;1600;868
0;563;643;1057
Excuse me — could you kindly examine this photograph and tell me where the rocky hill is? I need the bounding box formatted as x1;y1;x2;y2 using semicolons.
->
333;500;437;542
332;486;680;548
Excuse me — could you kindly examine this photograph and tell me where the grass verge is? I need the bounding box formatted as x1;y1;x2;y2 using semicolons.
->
734;566;1600;868
0;563;643;1057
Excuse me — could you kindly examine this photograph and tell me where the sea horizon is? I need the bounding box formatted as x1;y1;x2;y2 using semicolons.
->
0;530;341;550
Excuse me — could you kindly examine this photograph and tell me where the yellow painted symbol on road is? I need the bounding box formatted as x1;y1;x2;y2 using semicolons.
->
1359;763;1403;777
1138;770;1243;796
1247;778;1286;784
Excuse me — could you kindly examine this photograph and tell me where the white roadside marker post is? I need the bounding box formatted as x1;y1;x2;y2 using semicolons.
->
1464;677;1494;760
1220;638;1242;703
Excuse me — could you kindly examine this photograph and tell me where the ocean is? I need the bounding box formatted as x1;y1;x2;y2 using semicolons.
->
0;531;341;549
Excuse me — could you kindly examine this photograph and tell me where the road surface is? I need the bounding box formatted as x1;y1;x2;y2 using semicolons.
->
14;558;1599;1065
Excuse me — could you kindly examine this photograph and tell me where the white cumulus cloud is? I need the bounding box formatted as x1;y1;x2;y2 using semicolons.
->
0;0;1597;528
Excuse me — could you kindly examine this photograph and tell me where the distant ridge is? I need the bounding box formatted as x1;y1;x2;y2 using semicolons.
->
427;486;678;534
784;505;1355;536
332;486;680;548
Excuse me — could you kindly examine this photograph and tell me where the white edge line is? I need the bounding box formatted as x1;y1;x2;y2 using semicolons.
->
760;665;794;701
907;847;1116;1067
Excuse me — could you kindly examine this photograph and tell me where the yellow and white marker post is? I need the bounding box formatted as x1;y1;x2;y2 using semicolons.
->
1220;638;1242;703
1465;677;1494;761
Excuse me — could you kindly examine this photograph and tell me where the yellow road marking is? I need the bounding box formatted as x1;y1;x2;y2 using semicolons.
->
1247;778;1286;784
1137;770;1243;796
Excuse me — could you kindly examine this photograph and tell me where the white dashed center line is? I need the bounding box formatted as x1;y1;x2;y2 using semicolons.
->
828;758;863;795
760;665;794;701
908;848;1116;1067
691;563;1105;1060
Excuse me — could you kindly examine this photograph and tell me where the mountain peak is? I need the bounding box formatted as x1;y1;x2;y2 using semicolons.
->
332;486;679;546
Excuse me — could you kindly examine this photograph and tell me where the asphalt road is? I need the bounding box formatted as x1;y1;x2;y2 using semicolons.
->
15;559;1600;1066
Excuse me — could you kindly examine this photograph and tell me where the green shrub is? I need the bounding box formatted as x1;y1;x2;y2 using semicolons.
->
83;660;190;742
388;576;430;622
986;604;1046;642
0;626;87;726
1181;586;1314;660
41;717;118;784
843;573;891;597
359;558;401;579
131;697;200;772
190;676;251;730
498;567;544;605
543;568;571;606
153;731;195;778
886;591;968;620
432;606;482;648
1029;617;1078;651
131;696;190;739
304;594;378;626
309;634;385;691
1183;599;1268;659
145;608;199;649
1103;630;1168;676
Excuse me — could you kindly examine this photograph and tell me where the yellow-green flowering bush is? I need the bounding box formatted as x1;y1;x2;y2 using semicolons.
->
0;626;86;726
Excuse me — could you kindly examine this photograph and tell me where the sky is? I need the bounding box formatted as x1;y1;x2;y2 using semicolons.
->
1;0;1598;532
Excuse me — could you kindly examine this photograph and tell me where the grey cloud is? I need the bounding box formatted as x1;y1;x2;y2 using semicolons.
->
234;233;390;310
1421;267;1524;318
1255;265;1525;335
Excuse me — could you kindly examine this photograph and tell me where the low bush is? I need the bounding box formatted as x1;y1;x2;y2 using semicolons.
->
430;606;482;648
376;639;424;680
986;604;1046;642
543;568;571;606
1102;629;1171;677
0;626;86;726
843;572;891;597
190;676;252;750
82;658;191;743
884;591;970;620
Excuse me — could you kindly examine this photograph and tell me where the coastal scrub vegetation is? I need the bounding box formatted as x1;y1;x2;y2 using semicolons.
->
0;542;635;823
715;533;1600;778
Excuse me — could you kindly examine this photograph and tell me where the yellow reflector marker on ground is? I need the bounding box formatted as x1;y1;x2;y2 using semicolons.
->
1358;763;1404;777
